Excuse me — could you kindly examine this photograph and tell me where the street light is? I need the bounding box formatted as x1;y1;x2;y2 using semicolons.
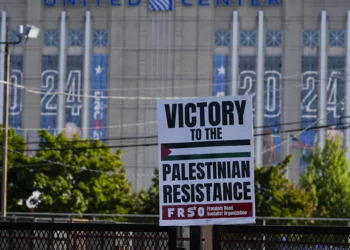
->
0;24;40;217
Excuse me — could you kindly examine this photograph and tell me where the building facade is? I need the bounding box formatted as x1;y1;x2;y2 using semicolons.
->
0;0;349;190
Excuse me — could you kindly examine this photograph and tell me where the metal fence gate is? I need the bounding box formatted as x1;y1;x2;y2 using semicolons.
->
213;225;350;250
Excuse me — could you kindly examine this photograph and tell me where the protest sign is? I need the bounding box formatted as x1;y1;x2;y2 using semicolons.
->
157;96;255;226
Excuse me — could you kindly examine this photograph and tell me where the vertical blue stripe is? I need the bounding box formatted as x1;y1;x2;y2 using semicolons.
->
238;56;256;117
213;55;230;96
300;56;319;171
90;55;108;141
65;55;83;138
263;56;282;165
40;55;58;135
327;56;345;128
9;55;23;134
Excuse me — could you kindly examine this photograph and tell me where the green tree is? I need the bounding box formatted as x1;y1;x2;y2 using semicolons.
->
0;126;32;212
130;169;159;222
16;130;134;215
300;135;350;219
133;168;159;214
255;155;315;224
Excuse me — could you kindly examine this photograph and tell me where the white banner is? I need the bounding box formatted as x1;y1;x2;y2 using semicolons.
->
157;96;255;226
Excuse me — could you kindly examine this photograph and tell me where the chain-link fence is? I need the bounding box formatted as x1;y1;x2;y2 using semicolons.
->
213;225;350;250
1;221;350;250
0;222;177;250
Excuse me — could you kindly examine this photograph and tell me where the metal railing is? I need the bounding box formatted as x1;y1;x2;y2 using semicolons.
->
3;212;350;226
0;219;349;250
213;225;350;250
0;222;178;250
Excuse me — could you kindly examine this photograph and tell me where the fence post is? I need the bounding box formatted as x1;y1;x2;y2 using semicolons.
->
348;220;350;244
168;226;178;250
190;226;201;250
203;226;213;250
212;226;220;250
262;219;266;250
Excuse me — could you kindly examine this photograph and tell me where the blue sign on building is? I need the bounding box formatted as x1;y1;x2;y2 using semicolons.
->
40;55;58;136
212;54;230;96
90;55;108;141
9;55;23;134
65;55;83;138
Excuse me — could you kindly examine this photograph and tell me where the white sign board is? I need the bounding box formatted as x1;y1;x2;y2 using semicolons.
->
157;96;255;226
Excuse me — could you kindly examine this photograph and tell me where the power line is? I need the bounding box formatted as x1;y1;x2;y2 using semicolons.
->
4;97;346;179
19;119;344;145
0;66;346;102
13;122;349;152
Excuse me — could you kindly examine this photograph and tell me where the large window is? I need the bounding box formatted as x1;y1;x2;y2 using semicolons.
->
329;30;345;47
214;30;230;47
68;30;84;46
266;30;282;47
93;30;109;47
44;30;59;47
9;30;23;46
240;30;256;47
303;30;319;47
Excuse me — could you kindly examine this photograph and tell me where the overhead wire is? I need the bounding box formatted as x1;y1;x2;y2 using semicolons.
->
0;66;346;134
3;96;347;178
12;122;348;152
0;66;346;102
21;66;337;92
12;119;344;146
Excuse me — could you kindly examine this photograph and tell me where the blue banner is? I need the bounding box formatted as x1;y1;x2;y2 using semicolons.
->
299;56;319;171
90;55;108;140
327;56;345;128
40;55;58;135
238;56;282;166
212;55;230;96
239;56;256;118
263;56;282;165
65;55;83;139
326;56;345;147
9;55;23;134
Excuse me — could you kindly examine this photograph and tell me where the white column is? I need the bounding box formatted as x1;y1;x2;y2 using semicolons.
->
82;11;91;139
0;11;6;124
57;11;66;134
231;10;239;96
346;11;350;159
255;10;264;167
319;10;327;149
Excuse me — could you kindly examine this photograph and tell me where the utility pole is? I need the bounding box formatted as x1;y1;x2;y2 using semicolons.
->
1;26;9;218
0;26;22;217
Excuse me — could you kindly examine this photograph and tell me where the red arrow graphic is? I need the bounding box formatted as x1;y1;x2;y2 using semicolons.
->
161;145;172;160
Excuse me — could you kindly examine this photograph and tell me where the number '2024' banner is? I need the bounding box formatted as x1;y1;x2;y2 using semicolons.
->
40;55;58;135
9;55;23;134
65;56;83;138
299;56;345;170
238;56;281;166
90;55;107;140
157;96;255;226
